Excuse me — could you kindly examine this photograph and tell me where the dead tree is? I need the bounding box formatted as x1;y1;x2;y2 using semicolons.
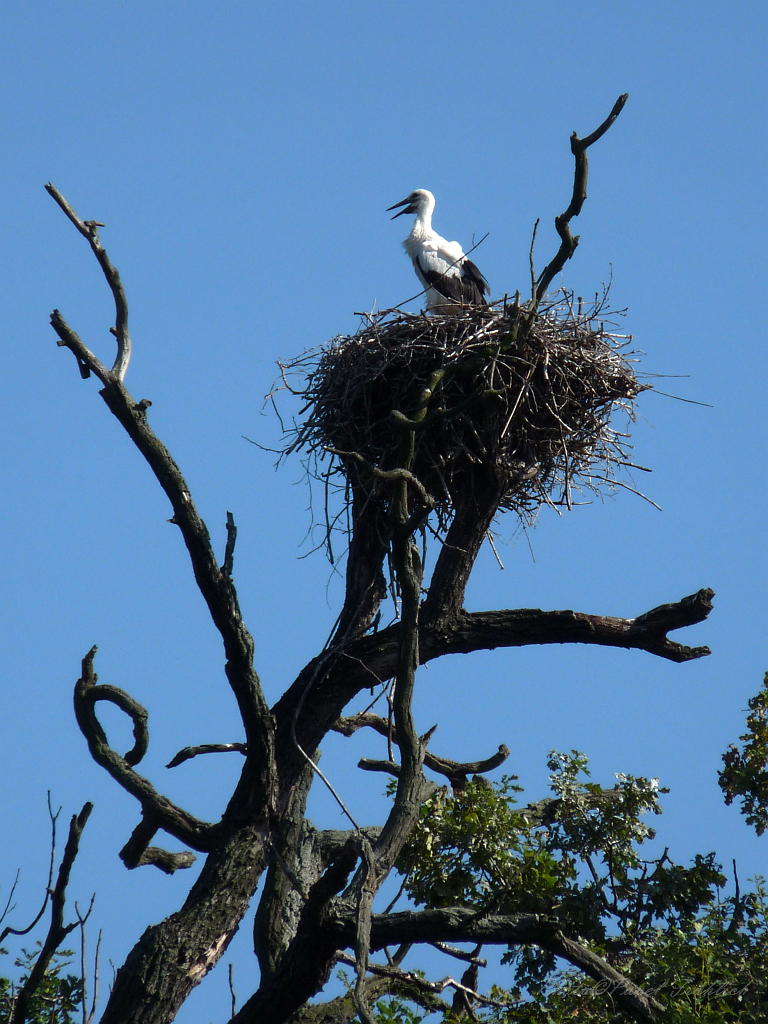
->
44;95;712;1024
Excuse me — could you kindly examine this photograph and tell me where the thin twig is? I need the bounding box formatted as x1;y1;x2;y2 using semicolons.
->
228;963;237;1017
485;531;505;570
529;218;540;305
0;794;60;944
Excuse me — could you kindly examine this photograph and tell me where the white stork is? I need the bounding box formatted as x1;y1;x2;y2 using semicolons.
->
387;188;489;311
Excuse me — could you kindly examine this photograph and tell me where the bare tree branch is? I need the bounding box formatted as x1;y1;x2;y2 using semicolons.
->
536;94;629;303
47;188;282;1020
357;758;402;776
74;904;100;1024
430;941;487;966
229;962;237;1018
50;309;112;384
120;827;197;874
166;742;247;769
0;794;60;943
222;511;238;579
83;925;101;1024
47;191;275;798
276;588;713;782
421;589;714;665
45;184;132;380
73;646;218;858
343;907;664;1024
10;803;93;1024
334;713;509;787
95;379;274;768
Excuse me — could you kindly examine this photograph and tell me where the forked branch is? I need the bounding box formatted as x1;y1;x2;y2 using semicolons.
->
276;588;713;777
45;184;131;380
0;795;59;944
47;185;275;805
9;804;93;1024
334;713;509;787
535;93;629;303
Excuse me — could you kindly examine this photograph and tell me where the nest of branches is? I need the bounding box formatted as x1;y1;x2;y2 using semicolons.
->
277;292;648;537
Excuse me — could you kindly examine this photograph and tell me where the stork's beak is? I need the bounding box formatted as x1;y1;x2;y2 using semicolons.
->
387;196;415;219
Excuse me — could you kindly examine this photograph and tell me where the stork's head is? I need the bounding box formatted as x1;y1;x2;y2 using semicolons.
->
387;188;435;219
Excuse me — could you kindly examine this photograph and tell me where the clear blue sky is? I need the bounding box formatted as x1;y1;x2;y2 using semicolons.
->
2;1;766;1019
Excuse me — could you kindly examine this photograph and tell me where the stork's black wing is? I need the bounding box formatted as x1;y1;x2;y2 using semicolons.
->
460;258;489;305
414;251;489;306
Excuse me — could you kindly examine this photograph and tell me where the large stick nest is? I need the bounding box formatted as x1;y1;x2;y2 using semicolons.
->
276;293;648;535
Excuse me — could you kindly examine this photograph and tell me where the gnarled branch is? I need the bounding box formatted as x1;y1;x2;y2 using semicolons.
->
334;712;509;787
536;93;629;303
47;189;275;800
275;589;713;782
119;817;197;873
74;646;218;856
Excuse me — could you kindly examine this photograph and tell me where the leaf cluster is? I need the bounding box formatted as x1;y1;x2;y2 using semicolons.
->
719;672;768;836
392;752;752;1016
0;946;83;1024
486;880;768;1023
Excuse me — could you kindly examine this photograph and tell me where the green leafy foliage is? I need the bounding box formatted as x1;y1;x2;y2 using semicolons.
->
484;880;768;1022
387;752;768;1020
368;994;424;1024
0;946;83;1024
720;672;768;836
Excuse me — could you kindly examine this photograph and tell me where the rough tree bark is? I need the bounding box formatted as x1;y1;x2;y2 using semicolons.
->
41;95;711;1024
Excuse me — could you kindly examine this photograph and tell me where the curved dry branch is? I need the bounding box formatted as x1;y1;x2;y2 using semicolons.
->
275;588;713;782
335;713;509;787
536;93;629;303
74;646;218;855
84;683;149;767
45;184;131;380
47;190;275;804
48;187;280;1021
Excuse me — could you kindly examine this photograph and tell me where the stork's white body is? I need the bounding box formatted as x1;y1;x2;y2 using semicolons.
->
388;189;489;311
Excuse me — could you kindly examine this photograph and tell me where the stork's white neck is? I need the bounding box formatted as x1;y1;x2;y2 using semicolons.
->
404;195;435;245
